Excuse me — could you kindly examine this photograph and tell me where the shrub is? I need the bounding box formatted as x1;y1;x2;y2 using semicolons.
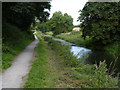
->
89;61;118;88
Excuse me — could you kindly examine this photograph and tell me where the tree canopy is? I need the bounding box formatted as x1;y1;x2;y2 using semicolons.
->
2;2;51;31
78;2;120;45
46;11;73;35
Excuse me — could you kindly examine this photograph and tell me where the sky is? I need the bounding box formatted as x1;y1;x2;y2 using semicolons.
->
49;0;88;25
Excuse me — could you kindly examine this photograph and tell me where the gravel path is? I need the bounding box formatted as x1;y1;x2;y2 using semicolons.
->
0;36;39;88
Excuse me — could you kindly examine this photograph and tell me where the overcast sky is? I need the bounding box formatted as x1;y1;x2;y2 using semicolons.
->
49;0;88;25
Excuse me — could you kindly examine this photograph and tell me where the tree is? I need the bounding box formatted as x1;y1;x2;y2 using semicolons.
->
78;2;120;45
2;2;51;31
35;21;48;33
46;11;73;35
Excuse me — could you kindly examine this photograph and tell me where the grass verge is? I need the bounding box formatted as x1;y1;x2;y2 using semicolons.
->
24;35;58;88
24;39;51;88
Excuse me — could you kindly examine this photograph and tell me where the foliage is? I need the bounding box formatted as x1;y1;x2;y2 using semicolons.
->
46;11;74;35
104;42;120;74
73;61;118;88
2;2;51;31
78;2;120;45
34;22;49;33
2;23;33;69
104;42;120;58
88;61;118;88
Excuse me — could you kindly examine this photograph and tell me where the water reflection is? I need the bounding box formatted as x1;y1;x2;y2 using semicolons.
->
70;46;91;59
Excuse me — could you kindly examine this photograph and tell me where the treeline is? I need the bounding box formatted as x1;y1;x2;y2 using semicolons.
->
34;11;74;35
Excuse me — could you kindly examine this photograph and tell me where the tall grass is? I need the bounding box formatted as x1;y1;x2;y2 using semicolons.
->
2;23;34;69
104;42;120;74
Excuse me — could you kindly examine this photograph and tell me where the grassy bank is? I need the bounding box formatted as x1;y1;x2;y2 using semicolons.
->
56;31;92;48
2;23;34;69
24;32;118;88
56;31;120;65
44;37;118;88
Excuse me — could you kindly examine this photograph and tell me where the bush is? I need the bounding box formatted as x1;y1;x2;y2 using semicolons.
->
89;61;118;88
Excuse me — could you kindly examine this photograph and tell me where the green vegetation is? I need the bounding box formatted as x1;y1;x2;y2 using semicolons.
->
45;31;53;35
46;11;73;35
2;2;120;88
104;42;120;74
31;22;49;33
2;2;51;69
44;37;119;88
2;23;33;69
25;34;118;88
56;30;120;75
3;2;51;31
78;2;120;45
44;36;79;67
24;38;52;88
104;42;120;58
56;31;92;48
77;2;120;67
